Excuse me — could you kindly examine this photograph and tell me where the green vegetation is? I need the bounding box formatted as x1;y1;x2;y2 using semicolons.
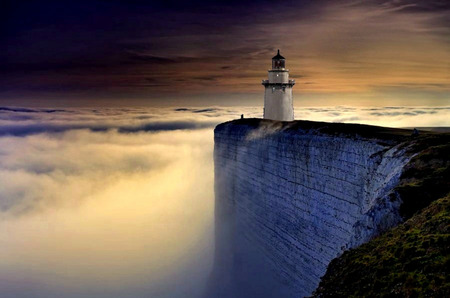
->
313;134;450;297
397;134;450;219
313;195;449;297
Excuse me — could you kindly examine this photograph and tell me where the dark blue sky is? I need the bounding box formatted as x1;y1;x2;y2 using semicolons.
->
1;0;449;106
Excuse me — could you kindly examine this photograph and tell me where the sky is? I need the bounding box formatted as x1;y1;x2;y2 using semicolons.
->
1;0;449;106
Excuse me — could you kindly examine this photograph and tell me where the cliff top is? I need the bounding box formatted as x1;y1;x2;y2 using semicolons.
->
216;118;445;145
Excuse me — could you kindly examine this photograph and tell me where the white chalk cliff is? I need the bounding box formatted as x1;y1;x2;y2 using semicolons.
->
209;119;415;298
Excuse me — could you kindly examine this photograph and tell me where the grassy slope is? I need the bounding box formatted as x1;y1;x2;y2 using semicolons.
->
397;134;450;219
313;134;450;297
313;195;449;297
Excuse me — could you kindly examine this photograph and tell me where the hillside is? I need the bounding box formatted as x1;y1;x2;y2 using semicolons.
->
314;135;450;297
313;195;449;297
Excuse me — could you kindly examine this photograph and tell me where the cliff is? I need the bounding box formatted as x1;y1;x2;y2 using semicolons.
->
313;135;450;297
209;118;448;297
313;195;449;297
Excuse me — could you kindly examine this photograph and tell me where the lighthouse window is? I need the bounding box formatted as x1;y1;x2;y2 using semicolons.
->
276;74;279;77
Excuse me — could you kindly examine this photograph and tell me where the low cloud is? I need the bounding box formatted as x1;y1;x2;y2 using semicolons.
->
0;121;219;137
118;120;215;133
0;105;448;139
0;113;217;297
369;110;437;116
0;104;447;216
0;107;67;113
300;106;450;127
0;107;235;137
0;105;448;298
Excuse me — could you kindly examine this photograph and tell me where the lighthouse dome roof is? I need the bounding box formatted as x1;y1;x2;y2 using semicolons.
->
272;49;285;60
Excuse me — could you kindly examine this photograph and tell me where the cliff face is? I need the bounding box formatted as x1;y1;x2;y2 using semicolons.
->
313;134;450;297
313;195;450;297
211;119;416;297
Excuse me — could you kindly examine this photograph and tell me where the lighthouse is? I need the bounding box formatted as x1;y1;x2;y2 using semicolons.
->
262;49;295;121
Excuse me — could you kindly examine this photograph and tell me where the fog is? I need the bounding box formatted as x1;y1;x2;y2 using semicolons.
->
0;132;215;297
0;105;448;297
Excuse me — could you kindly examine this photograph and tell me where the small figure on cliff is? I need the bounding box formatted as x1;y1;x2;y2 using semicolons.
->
241;114;244;119
412;128;419;137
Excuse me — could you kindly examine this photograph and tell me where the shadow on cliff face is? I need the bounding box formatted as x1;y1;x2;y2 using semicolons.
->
206;122;293;298
204;229;292;298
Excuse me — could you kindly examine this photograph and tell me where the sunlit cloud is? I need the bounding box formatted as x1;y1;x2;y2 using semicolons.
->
0;105;448;140
0;105;447;214
0;105;448;297
0;127;215;298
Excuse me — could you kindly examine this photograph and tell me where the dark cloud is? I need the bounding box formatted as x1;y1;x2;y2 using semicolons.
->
0;107;67;113
0;107;38;113
0;106;230;136
127;53;179;64
1;0;449;101
0;102;448;142
0;121;217;137
174;108;222;113
1;105;448;137
193;76;219;82
192;108;219;113
327;112;341;117
378;0;450;13
118;121;216;133
370;110;438;116
0;124;108;136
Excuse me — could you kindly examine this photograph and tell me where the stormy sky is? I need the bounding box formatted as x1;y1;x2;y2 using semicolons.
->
1;0;449;106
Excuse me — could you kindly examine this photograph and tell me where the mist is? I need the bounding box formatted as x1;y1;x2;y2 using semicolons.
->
0;105;448;297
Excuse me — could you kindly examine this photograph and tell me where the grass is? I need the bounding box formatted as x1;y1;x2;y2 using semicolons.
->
313;133;450;297
397;134;450;219
313;195;450;297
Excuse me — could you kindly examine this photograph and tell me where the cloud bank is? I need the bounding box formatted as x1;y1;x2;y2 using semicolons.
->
0;107;225;298
0;105;448;298
0;105;447;214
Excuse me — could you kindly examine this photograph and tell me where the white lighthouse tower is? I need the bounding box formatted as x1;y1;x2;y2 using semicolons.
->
262;49;295;121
